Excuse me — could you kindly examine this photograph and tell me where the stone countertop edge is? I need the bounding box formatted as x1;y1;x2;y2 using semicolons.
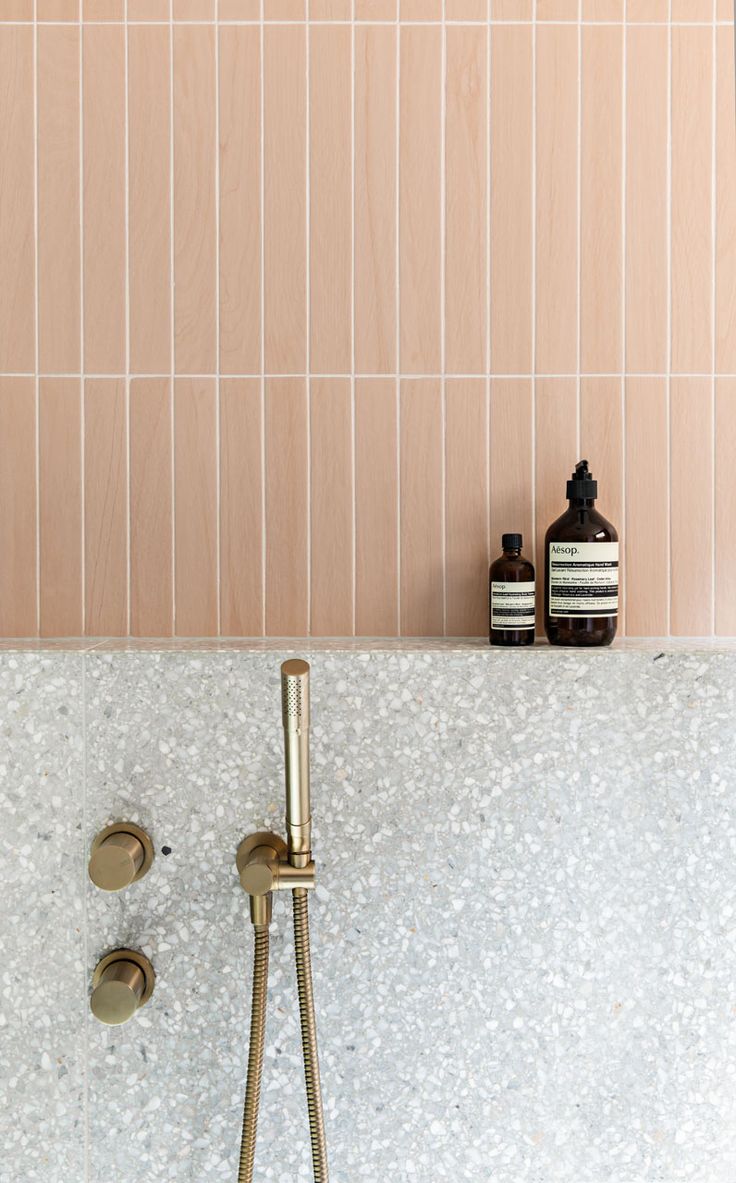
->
0;636;735;654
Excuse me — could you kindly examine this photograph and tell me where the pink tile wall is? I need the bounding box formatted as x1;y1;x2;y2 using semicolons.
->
0;2;733;637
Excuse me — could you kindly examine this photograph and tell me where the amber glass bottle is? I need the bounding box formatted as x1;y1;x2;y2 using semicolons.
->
489;533;536;646
544;460;619;647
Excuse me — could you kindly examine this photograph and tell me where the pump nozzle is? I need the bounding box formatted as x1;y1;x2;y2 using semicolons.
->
566;459;597;500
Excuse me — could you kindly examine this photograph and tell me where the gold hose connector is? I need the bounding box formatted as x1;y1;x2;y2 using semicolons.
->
237;925;269;1183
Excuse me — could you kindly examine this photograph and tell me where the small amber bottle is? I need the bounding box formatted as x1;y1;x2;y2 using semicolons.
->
489;533;536;646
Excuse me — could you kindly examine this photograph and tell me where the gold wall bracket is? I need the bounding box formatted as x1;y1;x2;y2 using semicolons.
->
236;831;316;927
90;949;155;1026
88;822;154;892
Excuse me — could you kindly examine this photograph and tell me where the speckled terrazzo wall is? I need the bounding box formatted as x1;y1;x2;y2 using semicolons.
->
3;643;736;1183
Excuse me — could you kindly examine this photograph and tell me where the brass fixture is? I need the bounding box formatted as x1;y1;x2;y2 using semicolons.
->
88;822;154;892
236;659;329;1183
90;949;155;1026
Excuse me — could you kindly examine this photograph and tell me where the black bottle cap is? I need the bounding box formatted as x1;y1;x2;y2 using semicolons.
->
502;533;523;551
566;459;598;500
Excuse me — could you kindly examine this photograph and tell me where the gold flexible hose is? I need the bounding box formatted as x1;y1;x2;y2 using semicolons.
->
237;924;269;1183
292;888;329;1183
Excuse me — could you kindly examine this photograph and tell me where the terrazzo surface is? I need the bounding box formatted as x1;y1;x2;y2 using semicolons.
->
2;646;736;1181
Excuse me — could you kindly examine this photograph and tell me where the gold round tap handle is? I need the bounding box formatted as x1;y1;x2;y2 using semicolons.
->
90;950;155;1026
88;822;154;891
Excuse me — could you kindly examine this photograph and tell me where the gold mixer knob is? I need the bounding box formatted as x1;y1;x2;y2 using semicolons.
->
90;950;155;1026
88;822;154;892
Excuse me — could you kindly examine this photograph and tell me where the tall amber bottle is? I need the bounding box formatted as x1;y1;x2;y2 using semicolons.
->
544;460;619;647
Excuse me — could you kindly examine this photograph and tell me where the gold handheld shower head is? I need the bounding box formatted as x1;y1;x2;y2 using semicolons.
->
281;659;311;866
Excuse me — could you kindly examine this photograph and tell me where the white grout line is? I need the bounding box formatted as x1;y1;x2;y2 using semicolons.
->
33;2;40;637
124;0;131;637
666;0;672;634
18;18;736;25
441;0;447;637
351;0;356;637
169;0;176;634
79;9;86;635
306;13;312;637
7;370;736;378
260;0;266;637
214;14;221;636
711;0;717;634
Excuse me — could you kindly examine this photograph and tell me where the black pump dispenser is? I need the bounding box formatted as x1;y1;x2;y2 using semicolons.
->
544;459;619;647
565;459;597;501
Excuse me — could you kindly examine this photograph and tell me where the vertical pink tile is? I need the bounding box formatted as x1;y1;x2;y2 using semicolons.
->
219;0;260;16
534;378;577;631
717;0;734;18
715;380;736;634
445;26;487;375
402;0;441;15
625;377;669;636
39;379;82;637
535;25;577;374
310;26;352;374
84;379;127;636
310;378;353;636
445;379;487;636
220;379;263;635
583;0;623;15
264;25;306;374
671;0;712;17
627;0;668;20
671;27;712;374
355;378;398;635
173;0;215;15
83;24;126;374
400;26;441;373
490;24;533;374
173;25;217;374
37;26;80;373
446;0;487;16
489;378;534;561
84;0;124;18
37;0;78;17
355;24;396;374
0;28;34;373
670;377;713;635
265;378;308;635
219;25;261;374
492;0;532;14
580;25;623;374
128;0;169;20
356;0;396;14
310;0;351;18
130;378;173;636
716;25;736;373
264;0;304;15
580;377;624;632
626;25;668;372
129;25;171;374
174;378;218;635
0;379;37;637
0;1;33;17
400;379;443;635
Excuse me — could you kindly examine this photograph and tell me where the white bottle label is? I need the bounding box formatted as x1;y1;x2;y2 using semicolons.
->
548;541;619;617
491;580;536;630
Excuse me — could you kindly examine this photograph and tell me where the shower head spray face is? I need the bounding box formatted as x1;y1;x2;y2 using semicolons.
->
281;659;311;865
